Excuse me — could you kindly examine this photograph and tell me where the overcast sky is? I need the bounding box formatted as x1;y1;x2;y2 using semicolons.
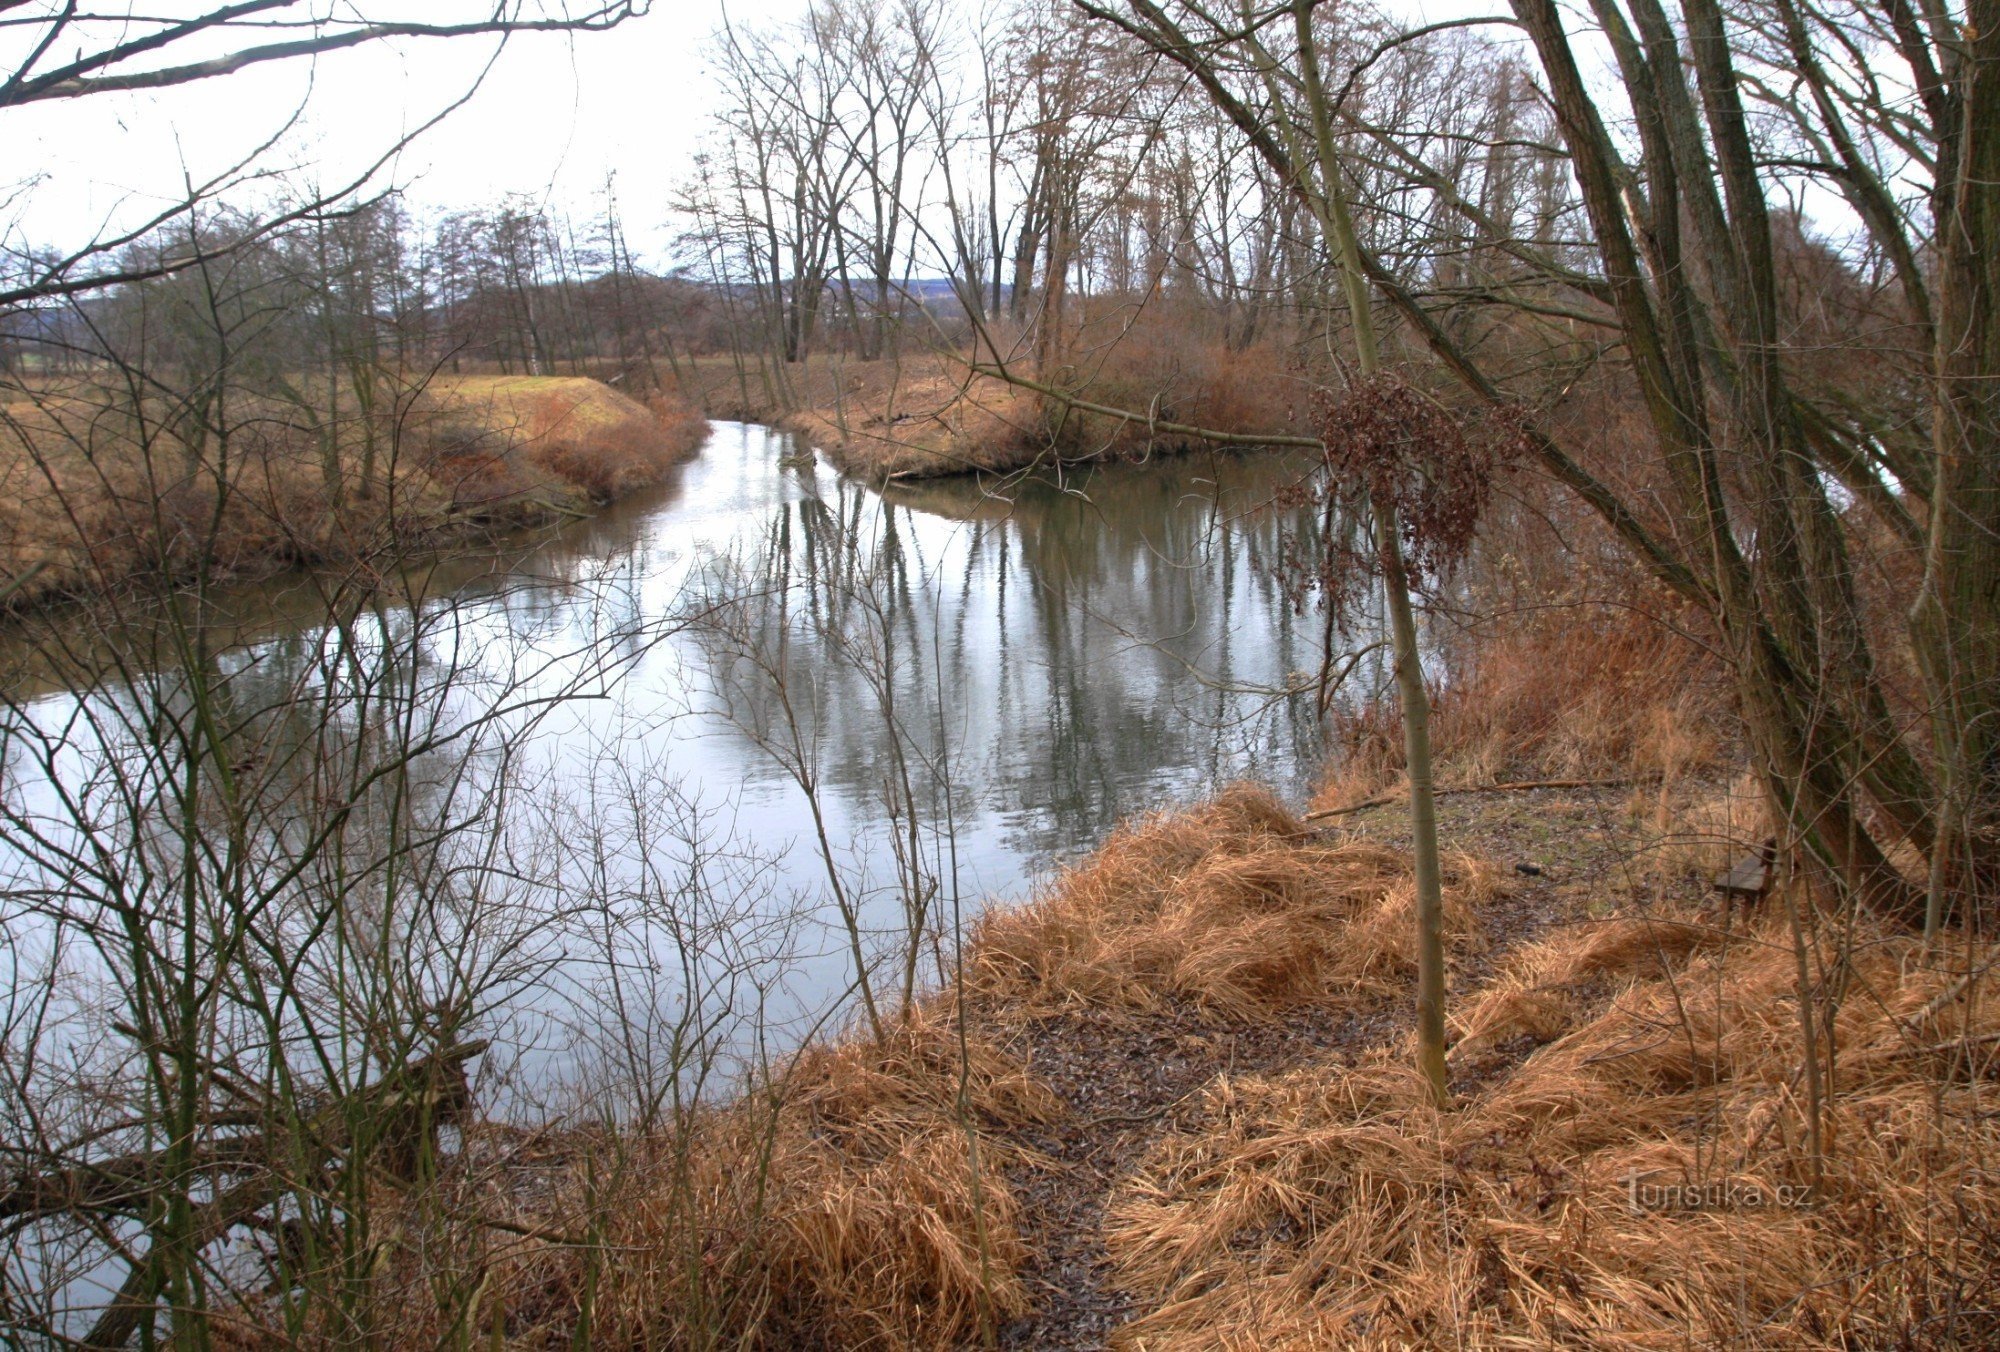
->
6;1;804;267
5;0;1516;271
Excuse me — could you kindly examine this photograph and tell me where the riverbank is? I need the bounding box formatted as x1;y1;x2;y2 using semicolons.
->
0;373;708;611
335;767;1997;1349
681;343;1300;481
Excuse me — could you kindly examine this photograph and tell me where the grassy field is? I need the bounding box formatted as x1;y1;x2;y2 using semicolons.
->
678;328;1305;481
0;372;708;610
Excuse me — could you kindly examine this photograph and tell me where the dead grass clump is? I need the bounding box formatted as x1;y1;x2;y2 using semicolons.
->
584;1000;1056;1344
1104;905;2000;1349
1312;589;1732;815
1448;910;1732;1066
292;1000;1048;1344
969;784;1495;1016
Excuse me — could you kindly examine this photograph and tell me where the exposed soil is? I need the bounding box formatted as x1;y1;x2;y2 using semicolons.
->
978;784;1712;1349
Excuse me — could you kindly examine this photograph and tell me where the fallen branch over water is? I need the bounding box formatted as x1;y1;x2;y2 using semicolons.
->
2;1040;487;1350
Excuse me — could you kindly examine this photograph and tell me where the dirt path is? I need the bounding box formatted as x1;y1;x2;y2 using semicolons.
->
990;1001;1401;1348
984;785;1690;1349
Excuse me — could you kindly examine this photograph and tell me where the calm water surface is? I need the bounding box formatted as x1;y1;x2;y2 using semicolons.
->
5;421;1348;1089
1;421;1367;1336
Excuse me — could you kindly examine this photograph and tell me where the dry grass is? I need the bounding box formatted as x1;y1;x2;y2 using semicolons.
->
683;350;1043;478
532;1004;1057;1350
190;782;1995;1348
1103;903;2000;1349
969;785;1503;1018
410;374;707;509
1635;772;1774;883
0;373;707;609
680;316;1303;482
240;1002;1057;1351
1314;587;1732;818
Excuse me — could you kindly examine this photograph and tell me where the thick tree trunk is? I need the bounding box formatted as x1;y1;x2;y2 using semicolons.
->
1916;0;2000;935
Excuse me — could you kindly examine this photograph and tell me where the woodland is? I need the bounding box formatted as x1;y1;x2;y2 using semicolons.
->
0;0;1996;1346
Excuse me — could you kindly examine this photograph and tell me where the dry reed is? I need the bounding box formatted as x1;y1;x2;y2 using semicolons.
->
969;785;1501;1018
1103;901;2000;1349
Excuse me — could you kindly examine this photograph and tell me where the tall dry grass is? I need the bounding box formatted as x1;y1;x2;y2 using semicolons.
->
0;374;707;611
1103;902;2000;1348
266;1003;1055;1351
1044;302;1303;463
1318;589;1730;810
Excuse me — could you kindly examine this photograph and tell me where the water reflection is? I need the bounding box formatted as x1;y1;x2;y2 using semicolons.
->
1;421;1376;1336
698;449;1337;872
3;424;1351;1063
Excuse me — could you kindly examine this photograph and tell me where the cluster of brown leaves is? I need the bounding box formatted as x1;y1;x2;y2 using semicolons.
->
1318;372;1529;581
1269;373;1529;623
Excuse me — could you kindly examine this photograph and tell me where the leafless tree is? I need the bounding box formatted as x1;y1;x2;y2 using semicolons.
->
1;3;647;311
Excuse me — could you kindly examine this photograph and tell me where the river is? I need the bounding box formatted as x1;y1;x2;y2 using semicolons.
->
2;420;1350;1105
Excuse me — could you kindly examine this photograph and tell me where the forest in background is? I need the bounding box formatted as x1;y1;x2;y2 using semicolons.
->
3;0;1998;1346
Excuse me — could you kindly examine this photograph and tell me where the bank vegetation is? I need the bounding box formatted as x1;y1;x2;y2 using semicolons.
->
5;0;1998;1345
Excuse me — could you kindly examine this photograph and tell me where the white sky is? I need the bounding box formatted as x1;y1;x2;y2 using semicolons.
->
3;0;1529;271
5;1;808;267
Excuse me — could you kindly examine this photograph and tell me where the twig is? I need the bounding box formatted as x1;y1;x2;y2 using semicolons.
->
1903;956;2000;1032
1303;776;1653;821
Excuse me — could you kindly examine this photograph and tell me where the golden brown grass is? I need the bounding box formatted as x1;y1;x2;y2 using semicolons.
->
418;374;708;504
683;349;1046;478
1313;586;1732;821
0;373;707;609
1103;904;2000;1349
970;785;1503;1018
199;1004;1051;1351
194;782;1997;1348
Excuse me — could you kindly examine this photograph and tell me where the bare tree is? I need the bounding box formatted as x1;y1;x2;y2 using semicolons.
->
1;3;647;311
1047;0;1995;934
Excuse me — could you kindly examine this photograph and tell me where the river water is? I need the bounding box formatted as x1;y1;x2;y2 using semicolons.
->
3;421;1348;1099
0;419;1367;1335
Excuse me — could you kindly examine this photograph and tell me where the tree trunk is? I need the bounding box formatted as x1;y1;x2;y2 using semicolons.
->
1916;0;2000;935
1293;0;1450;1107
